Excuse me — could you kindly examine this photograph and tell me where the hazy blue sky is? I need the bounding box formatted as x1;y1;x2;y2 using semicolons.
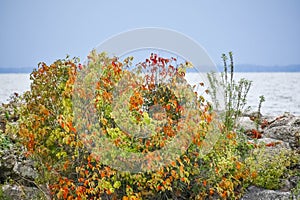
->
0;0;299;69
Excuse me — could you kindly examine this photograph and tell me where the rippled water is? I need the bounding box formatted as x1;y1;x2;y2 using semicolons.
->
0;74;31;102
1;73;299;116
233;73;300;116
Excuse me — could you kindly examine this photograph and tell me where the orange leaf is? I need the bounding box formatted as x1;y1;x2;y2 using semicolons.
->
236;161;241;170
171;161;176;167
251;171;258;178
106;189;112;195
63;187;69;199
221;191;227;198
166;104;171;111
157;185;162;191
179;165;184;173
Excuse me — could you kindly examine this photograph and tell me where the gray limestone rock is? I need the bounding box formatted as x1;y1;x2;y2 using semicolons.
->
1;184;48;200
238;116;258;132
263;117;300;149
241;186;299;200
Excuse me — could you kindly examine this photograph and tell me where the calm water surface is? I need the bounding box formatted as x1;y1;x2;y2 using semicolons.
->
1;73;299;116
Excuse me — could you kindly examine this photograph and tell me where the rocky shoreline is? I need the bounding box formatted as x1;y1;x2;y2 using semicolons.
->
1;104;299;199
239;112;300;200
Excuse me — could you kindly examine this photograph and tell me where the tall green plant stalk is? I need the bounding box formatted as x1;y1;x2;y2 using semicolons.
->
208;52;252;132
255;95;265;129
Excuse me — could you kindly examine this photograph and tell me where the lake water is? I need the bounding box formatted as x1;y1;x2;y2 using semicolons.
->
0;73;31;102
0;73;299;116
233;73;300;116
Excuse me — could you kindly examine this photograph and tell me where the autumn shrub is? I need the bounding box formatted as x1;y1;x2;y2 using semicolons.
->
207;52;300;196
9;51;265;200
245;148;298;190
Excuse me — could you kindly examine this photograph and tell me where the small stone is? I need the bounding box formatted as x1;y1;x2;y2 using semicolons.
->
238;117;258;132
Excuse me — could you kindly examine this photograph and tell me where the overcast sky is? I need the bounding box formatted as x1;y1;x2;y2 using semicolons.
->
0;0;299;69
